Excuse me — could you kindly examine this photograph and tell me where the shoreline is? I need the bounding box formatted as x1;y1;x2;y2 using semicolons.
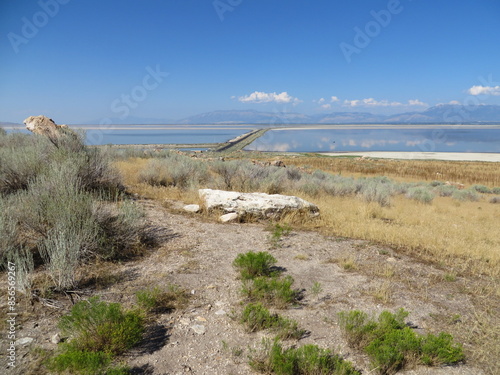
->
319;151;500;162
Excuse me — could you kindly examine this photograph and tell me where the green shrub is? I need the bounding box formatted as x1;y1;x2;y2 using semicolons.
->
470;184;491;194
429;180;444;187
233;251;278;280
241;303;305;340
338;309;464;374
249;338;360;375
358;180;393;207
0;136;50;194
365;327;421;374
242;275;298;308
492;187;500;194
47;349;112;375
420;332;464;366
59;297;144;355
0;127;6;136
139;154;208;189
0;132;121;196
269;223;292;248
433;184;457;197
337;310;378;349
136;285;189;314
93;200;148;260
452;189;480;202
406;186;434;204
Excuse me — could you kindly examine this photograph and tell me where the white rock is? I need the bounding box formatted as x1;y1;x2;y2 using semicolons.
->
15;337;34;346
200;189;319;218
191;324;206;335
215;309;226;316
219;212;238;223
183;204;200;213
51;333;61;344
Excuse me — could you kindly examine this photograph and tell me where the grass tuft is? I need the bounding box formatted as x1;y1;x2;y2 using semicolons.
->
249;338;360;375
233;251;278;280
338;309;464;374
240;303;305;340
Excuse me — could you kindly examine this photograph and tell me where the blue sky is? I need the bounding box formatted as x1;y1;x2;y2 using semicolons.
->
1;0;500;124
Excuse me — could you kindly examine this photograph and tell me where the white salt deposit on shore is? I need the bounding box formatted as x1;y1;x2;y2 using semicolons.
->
320;152;500;162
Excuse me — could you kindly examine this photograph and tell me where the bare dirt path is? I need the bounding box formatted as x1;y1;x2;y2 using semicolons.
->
121;200;490;375
5;198;496;375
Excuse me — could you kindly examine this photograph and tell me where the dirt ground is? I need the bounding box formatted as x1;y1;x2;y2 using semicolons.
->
2;198;497;375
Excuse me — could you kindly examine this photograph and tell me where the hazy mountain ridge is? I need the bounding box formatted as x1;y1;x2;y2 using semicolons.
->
3;105;500;126
178;105;500;125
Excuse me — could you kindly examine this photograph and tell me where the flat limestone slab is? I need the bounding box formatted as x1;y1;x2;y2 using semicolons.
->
199;189;319;218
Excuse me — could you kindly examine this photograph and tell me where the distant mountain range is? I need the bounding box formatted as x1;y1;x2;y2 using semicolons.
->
177;105;500;125
3;104;500;126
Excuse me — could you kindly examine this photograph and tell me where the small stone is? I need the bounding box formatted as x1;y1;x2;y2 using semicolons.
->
51;333;61;344
195;316;207;322
183;204;200;213
215;309;226;316
179;318;190;325
191;324;206;335
387;257;397;262
219;212;238;223
16;337;34;346
206;284;216;289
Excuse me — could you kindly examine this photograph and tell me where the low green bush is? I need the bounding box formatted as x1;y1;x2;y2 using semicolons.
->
489;196;500;204
59;297;144;355
358;180;393;207
338;309;464;374
47;349;112;375
452;189;480;202
242;275;298;308
136;285;189;314
233;251;278;280
470;184;491;194
406;186;435;204
241;303;305;340
249;338;360;375
139;153;209;189
433;184;457;197
48;297;142;374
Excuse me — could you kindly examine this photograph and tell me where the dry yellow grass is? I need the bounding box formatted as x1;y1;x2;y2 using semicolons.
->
298;193;500;277
281;155;500;186
115;156;500;278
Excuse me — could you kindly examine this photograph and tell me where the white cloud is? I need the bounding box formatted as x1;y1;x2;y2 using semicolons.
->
330;96;339;103
448;100;461;105
468;85;500;96
408;99;428;106
343;98;427;107
343;99;360;107
318;98;325;104
238;91;301;104
321;104;331;109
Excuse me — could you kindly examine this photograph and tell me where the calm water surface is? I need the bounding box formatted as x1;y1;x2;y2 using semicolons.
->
5;125;500;152
6;125;255;145
245;127;500;153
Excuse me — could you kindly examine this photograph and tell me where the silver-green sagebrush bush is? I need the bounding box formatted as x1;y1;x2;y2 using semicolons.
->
0;132;150;291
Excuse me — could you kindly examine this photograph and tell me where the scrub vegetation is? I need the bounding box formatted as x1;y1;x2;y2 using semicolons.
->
114;150;500;277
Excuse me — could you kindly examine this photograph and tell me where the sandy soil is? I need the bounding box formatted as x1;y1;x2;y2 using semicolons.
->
3;199;496;375
320;152;500;162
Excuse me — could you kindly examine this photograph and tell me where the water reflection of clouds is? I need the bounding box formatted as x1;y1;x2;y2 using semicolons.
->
246;128;500;153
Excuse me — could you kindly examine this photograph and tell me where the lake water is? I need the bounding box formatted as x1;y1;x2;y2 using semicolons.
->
4;124;256;145
245;126;500;153
4;124;500;153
